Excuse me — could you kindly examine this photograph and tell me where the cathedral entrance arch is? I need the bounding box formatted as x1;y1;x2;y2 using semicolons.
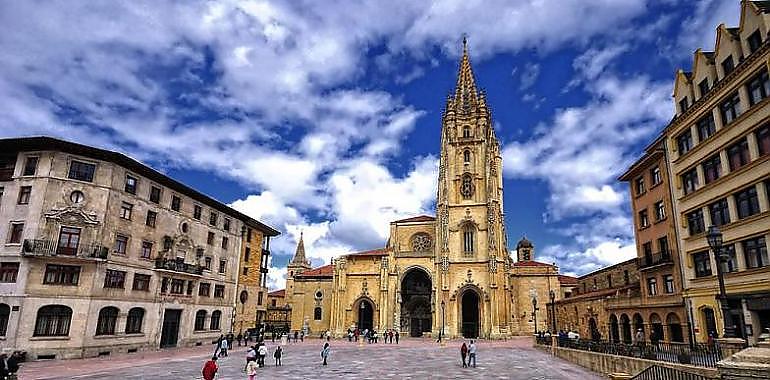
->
400;268;432;337
356;298;374;332
461;289;480;338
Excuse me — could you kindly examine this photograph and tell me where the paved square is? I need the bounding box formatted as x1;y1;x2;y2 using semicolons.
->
18;337;602;379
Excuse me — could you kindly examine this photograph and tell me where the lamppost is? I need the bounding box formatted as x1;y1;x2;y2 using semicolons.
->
532;296;539;334
440;300;446;346
706;225;736;338
549;290;556;333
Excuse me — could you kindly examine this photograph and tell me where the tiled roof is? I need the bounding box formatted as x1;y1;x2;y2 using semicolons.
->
512;260;554;267
268;289;285;297
296;264;334;277
558;275;578;285
348;247;390;257
392;215;435;223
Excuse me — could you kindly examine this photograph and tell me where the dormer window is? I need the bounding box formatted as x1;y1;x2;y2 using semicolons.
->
698;79;709;98
722;56;735;77
679;97;689;113
748;29;762;54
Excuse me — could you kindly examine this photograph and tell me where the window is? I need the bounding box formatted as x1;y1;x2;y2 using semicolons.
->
34;305;72;336
702;153;722;184
149;186;161;203
140;241;152;259
194;310;207;330
638;209;649;228
697;114;716;141
722;56;735;76
221;236;228;250
687;209;705;235
682;168;698;195
204;257;212;271
624;270;630;285
162;236;172;251
242;267;248;276
462;224;475;253
643;242;652;259
246;228;252;243
199;282;210;297
698;78;710;97
95;306;118;335
647;277;657;296
664;275;675;294
709;198;730;226
607;274;612;288
658;236;669;256
132;274;151;291
125;307;144;334
727;138;750;171
679;97;689;113
0;262;19;283
207;232;215;245
463;150;471;163
258;292;263;305
17;186;31;204
0;304;8;336
114;235;128;255
650;167;661;186
23;156;38;176
460;174;474;199
120;202;133;220
214;285;225;298
748;29;763;54
210;310;221;330
171;195;181;211
744;236;768;269
8;222;23;244
654;201;666;221
104;270;126;289
748;70;770;105
218;260;226;273
193;205;202;220
757;124;770;156
635;177;645;195
55;226;81;255
721;244;738;273
720;92;741;125
314;307;322;321
125;175;137;194
735;186;760;219
694;251;712;277
144;210;157;228
68;160;96;182
209;212;218;226
187;280;194;296
70;190;84;204
170;279;185;294
244;247;250;262
463;126;471;138
677;130;693;155
43;264;80;285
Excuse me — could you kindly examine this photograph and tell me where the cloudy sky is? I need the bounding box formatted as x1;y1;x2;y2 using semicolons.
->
0;1;741;289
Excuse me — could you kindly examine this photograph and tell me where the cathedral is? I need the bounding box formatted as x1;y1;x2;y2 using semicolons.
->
284;41;571;339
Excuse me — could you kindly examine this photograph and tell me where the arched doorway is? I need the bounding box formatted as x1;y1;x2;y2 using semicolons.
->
702;307;718;338
620;314;632;343
461;290;480;338
400;268;432;337
667;313;684;343
358;299;374;331
633;313;645;335
609;315;620;342
588;317;599;341
650;313;664;342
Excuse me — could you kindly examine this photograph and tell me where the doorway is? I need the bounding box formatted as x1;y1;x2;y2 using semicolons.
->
160;309;182;348
358;300;374;331
400;268;432;337
461;290;479;338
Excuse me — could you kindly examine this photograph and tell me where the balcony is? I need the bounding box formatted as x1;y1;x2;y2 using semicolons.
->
154;257;203;275
637;251;674;270
22;239;108;260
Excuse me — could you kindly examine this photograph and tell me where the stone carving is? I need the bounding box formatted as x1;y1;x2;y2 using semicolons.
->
44;207;99;226
411;233;432;252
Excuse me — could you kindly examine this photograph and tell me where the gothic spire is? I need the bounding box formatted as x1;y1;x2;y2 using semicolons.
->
453;35;479;111
290;231;309;266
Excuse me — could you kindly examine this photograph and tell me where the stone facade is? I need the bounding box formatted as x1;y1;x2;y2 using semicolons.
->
232;223;272;335
666;0;770;344
283;41;571;339
0;137;278;359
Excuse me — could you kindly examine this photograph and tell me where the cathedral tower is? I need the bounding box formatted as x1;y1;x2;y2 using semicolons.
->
286;232;311;301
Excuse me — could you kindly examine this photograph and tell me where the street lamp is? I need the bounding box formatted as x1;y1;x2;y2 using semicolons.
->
441;300;446;346
549;290;556;333
532;297;539;334
706;225;736;338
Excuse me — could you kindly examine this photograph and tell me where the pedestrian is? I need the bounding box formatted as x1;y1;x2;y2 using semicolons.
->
246;358;258;380
0;354;8;380
355;328;360;342
294;330;299;343
635;328;645;346
321;342;331;366
395;330;399;344
300;331;305;342
274;345;283;366
460;341;468;368
389;329;394;344
218;335;230;357
468;340;477;368
214;334;224;356
258;342;268;367
245;345;257;371
237;332;243;347
201;356;218;380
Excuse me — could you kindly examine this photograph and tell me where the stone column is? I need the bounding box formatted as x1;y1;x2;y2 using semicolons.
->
713;107;725;132
738;86;752;116
747;133;760;161
757;181;770;213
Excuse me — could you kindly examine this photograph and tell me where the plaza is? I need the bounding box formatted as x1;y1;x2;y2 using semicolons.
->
16;337;601;379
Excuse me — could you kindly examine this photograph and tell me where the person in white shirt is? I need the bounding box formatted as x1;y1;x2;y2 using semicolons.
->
468;340;477;368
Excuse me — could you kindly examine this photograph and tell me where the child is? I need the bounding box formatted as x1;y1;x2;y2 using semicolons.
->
246;359;258;380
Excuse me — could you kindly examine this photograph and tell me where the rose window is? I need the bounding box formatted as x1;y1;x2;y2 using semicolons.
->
411;233;432;252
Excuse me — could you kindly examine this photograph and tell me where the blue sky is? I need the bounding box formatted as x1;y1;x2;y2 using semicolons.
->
0;1;742;289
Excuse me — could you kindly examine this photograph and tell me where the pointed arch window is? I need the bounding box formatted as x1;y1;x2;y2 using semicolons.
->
463;150;471;163
463;224;475;254
460;174;474;199
463;126;471;138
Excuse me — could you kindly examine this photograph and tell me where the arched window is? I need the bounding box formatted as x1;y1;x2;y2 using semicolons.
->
410;233;432;252
460;174;474;199
702;307;717;338
463;150;471;163
666;313;684;343
194;310;207;331
0;304;9;336
314;307;322;321
210;310;221;330
463;126;471;138
463;224;475;254
35;305;72;337
125;307;144;334
96;306;119;336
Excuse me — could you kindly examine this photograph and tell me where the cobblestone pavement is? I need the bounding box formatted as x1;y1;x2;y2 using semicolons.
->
18;337;602;379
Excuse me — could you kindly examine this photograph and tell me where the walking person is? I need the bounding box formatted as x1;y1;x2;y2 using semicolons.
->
257;342;268;367
468;340;477;368
245;345;257;371
395;330;400;344
321;341;331;365
237;332;243;347
274;345;283;366
294;330;299;343
460;341;468;368
218;336;230;357
201;356;218;380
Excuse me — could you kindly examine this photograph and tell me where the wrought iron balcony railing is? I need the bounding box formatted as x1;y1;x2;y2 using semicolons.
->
638;251;674;269
22;239;108;259
154;257;204;275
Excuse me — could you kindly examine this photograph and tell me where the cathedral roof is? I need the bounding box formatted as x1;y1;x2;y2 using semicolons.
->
392;215;436;223
348;247;390;257
512;260;552;268
516;236;533;249
268;289;285;297
296;264;333;278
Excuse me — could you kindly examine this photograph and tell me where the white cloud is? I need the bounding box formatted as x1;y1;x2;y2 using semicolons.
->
518;63;540;91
